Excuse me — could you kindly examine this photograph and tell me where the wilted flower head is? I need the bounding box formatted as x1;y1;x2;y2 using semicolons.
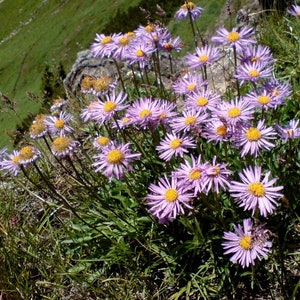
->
50;98;69;112
174;2;204;21
230;166;283;217
222;218;272;268
51;136;78;158
19;145;41;166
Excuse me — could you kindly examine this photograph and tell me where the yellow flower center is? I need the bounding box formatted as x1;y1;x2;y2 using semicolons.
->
126;31;135;39
103;101;117;112
34;114;46;122
297;11;300;16
248;69;260;78
54;119;65;129
216;125;227;136
122;117;131;124
227;31;240;42
97;137;110;146
182;2;196;10
196;97;208;106
101;36;113;45
189;169;201;180
119;36;130;46
135;49;145;57
287;129;294;137
239;235;252;250
248;182;265;197
187;83;196;91
12;155;20;164
145;24;155;32
164;43;173;51
81;76;94;90
227;107;241;118
52;137;71;152
170;138;182;149
106;149;124;164
210;166;220;176
184;116;196;126
139;109;151;119
164;188;179;202
19;146;35;160
245;127;261;141
199;55;209;62
251;56;260;62
257;95;271;105
29;122;46;135
93;77;111;92
159;113;167;120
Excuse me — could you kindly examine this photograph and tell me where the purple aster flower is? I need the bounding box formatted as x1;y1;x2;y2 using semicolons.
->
0;150;21;176
113;114;134;129
113;33;136;61
235;62;273;84
184;45;221;69
44;111;74;136
287;5;300;17
173;155;210;195
81;101;100;123
155;100;178;128
127;97;161;129
134;24;170;45
202;118;232;143
18;145;41;166
185;89;221;113
239;44;275;65
89;90;128;125
233;120;277;157
211;26;256;51
146;174;194;223
213;98;255;127
275;119;300;141
156;132;196;162
262;79;292;105
158;36;183;53
90;33;120;58
222;218;272;268
173;72;206;95
125;42;155;69
170;108;208;134
244;89;281;110
204;156;232;194
230;166;283;217
174;2;204;21
92;136;112;151
92;142;141;180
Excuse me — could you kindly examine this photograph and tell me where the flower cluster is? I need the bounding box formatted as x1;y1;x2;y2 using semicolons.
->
1;2;299;274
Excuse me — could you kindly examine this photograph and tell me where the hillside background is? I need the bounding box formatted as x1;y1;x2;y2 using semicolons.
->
0;0;232;148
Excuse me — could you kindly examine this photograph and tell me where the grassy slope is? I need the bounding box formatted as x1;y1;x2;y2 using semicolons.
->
0;0;226;148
